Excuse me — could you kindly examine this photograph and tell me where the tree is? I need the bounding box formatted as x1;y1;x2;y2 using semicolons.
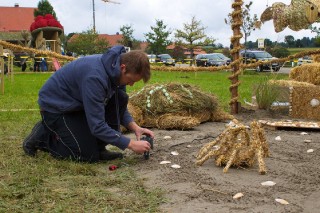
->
34;0;57;19
295;39;303;48
170;45;185;61
201;37;216;47
119;24;134;48
301;37;312;47
67;29;109;55
175;16;207;65
144;19;171;54
264;38;273;48
314;37;320;47
270;46;290;58
284;35;295;47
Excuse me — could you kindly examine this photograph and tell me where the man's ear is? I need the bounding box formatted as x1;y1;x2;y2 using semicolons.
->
120;64;126;73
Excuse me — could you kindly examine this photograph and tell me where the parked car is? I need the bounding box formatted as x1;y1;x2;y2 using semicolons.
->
240;50;281;72
215;53;232;65
147;54;156;63
156;54;175;66
297;55;313;66
195;53;228;67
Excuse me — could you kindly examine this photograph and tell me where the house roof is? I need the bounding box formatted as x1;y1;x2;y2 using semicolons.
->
167;43;207;55
0;5;35;32
69;33;123;47
98;34;123;46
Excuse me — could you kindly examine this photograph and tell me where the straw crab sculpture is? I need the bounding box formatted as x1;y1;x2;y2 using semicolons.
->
196;119;269;174
128;83;233;130
260;0;320;32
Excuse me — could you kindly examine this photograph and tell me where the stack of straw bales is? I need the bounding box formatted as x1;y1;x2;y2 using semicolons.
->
271;63;320;120
289;86;320;120
128;83;233;130
290;63;320;85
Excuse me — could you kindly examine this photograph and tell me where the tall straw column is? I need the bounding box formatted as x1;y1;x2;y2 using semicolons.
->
229;0;243;114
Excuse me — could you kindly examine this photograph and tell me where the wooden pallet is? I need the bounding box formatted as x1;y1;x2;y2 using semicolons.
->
258;120;320;131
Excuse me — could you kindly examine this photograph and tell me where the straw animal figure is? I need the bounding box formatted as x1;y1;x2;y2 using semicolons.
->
128;83;233;130
260;0;320;32
196;119;269;175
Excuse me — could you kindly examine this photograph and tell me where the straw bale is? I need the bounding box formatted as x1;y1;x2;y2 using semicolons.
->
289;63;320;85
268;79;317;87
290;86;320;120
268;79;316;105
312;54;320;62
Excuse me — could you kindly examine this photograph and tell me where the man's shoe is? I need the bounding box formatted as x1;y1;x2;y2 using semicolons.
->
99;150;123;161
23;121;42;157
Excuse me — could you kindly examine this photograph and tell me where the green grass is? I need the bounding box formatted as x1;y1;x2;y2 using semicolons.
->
0;68;288;212
287;47;320;55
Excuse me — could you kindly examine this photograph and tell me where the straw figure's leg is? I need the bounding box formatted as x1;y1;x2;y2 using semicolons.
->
196;129;228;160
196;149;220;166
223;148;238;173
250;121;268;175
256;148;267;175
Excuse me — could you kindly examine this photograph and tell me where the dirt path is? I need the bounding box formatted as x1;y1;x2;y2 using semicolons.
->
128;110;320;213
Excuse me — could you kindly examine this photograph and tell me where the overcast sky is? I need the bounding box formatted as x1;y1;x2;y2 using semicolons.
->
2;0;319;47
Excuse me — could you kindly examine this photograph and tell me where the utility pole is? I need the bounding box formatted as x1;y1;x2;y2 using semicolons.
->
92;0;120;33
92;0;96;33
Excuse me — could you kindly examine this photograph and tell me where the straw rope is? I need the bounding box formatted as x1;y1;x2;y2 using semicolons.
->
0;40;75;61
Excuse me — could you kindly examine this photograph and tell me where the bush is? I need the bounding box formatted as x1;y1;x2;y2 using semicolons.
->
270;46;290;58
255;77;280;110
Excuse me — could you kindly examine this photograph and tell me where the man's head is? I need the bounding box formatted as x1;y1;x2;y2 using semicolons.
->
119;50;150;86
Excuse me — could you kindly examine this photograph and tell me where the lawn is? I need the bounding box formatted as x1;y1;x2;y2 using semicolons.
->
287;47;320;55
0;68;288;212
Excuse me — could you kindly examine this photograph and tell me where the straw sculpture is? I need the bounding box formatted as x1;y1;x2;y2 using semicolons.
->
128;83;233;130
260;0;320;32
196;119;269;175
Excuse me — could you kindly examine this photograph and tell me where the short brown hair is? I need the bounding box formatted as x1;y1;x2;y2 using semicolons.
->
120;50;151;83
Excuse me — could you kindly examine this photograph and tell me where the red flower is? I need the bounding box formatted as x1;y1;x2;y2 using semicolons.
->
30;22;36;31
47;19;59;27
35;19;48;28
30;13;64;31
35;15;44;21
44;14;54;20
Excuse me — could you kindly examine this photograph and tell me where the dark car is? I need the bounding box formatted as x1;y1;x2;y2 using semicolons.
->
195;53;228;67
156;54;175;66
240;50;281;72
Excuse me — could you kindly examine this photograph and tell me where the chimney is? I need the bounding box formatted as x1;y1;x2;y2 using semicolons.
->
14;3;19;7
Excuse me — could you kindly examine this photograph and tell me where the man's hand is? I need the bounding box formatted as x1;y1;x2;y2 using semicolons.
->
127;121;154;140
127;139;151;154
